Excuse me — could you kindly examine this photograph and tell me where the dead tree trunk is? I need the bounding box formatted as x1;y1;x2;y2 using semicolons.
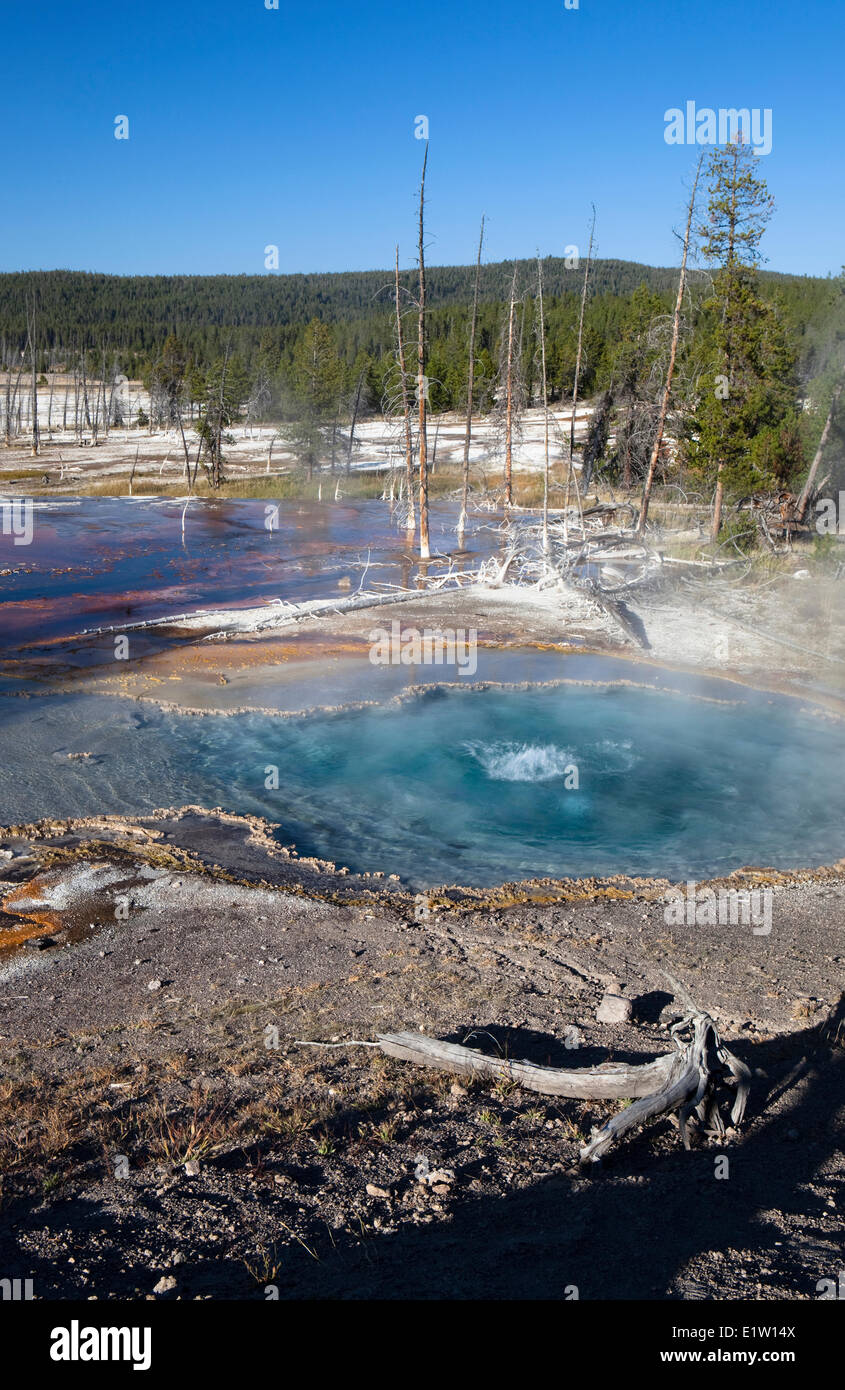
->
568;206;596;467
417;144;430;560
711;468;725;542
26;300;39;457
376;1011;749;1165
47;355;55;437
394;246;415;536
178;411;192;489
10;347;26;447
537;256;551;554
80;352;93;435
638;156;703;536
4;342;13;447
458;215;485;546
346;368;365;476
797;376;844;521
504;267;517;507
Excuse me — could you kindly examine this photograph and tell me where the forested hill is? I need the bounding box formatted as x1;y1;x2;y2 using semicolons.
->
0;258;829;354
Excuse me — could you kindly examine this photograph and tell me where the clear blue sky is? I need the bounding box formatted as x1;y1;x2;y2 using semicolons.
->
4;0;842;279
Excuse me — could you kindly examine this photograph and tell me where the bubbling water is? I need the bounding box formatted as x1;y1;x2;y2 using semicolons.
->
1;680;844;889
463;741;579;782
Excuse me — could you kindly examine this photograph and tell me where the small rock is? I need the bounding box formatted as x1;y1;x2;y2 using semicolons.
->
184;1159;201;1177
366;1183;391;1199
596;992;632;1025
153;1275;177;1295
426;1168;455;1188
147;979;163;992
450;1083;467;1098
792;569;810;580
172;1252;186;1266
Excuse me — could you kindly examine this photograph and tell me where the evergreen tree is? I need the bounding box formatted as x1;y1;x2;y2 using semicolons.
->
291;318;344;474
688;139;802;535
606;284;666;486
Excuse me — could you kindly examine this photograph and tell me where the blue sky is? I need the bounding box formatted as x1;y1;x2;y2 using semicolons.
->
3;0;843;278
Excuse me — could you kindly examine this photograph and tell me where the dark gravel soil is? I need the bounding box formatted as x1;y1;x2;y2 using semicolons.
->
0;811;842;1301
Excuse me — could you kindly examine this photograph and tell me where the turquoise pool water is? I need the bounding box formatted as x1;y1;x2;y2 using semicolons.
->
2;681;843;888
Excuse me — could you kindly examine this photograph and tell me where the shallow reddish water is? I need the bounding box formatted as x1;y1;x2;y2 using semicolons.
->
0;497;501;657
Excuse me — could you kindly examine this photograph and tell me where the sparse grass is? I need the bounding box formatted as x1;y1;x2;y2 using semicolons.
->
241;1243;282;1287
0;467;49;483
0;1025;579;1197
370;1116;400;1145
259;1099;320;1139
147;1088;230;1166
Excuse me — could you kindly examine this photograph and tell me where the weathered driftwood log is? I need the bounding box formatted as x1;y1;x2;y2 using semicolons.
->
579;1013;750;1164
377;1031;677;1100
377;1012;750;1166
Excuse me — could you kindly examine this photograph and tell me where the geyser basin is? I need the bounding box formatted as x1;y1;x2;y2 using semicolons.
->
3;681;845;888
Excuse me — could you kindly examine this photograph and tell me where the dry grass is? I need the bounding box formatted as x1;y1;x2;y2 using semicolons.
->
0;1017;577;1193
146;1088;230;1165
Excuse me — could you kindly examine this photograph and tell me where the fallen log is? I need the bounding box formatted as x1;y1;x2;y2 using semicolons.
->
579;1013;750;1163
376;1010;750;1165
377;1030;677;1099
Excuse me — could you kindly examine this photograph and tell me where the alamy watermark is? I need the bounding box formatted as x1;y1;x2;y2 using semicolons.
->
817;1270;845;1299
664;102;772;156
664;881;773;936
50;1321;151;1371
815;492;845;535
1;1277;33;1300
369;620;478;677
0;498;33;546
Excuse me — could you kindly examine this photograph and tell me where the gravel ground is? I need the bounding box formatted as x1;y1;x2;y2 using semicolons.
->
0;809;842;1301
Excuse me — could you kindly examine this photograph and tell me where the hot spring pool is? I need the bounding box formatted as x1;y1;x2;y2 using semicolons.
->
3;680;844;888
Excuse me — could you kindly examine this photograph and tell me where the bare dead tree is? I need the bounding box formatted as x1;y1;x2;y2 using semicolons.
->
417;144;430;559
504;266;518;506
9;345;26;448
537;256;551;553
46;350;56;437
80;351;93;438
345;365;366;476
26;297;39;457
458;215;485;545
177;403;192;488
638;156;703;536
569;205;596;468
394;245;415;535
3;340;13;447
797;373;844;521
128;443;139;496
73;353;81;444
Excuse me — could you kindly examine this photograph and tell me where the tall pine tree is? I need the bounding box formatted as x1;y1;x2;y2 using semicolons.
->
690;138;802;538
